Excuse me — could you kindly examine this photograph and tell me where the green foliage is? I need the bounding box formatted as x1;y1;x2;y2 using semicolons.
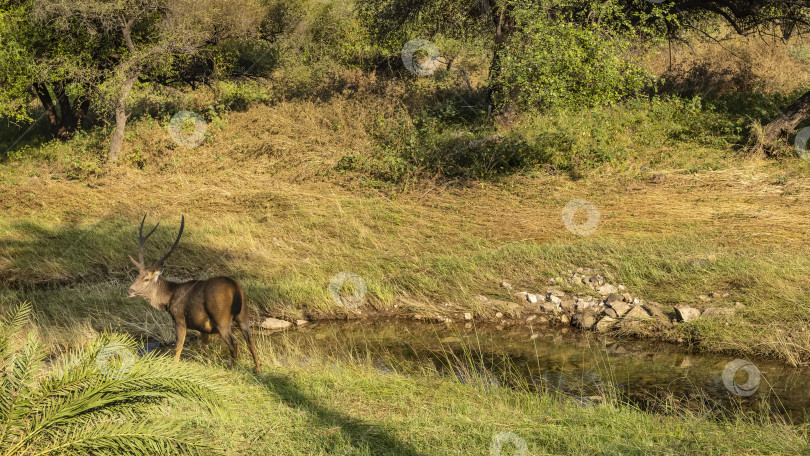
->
492;0;656;111
267;0;381;95
218;81;271;111
338;92;750;182
336;99;543;181
0;7;36;123
0;302;223;456
0;0;110;123
357;0;490;56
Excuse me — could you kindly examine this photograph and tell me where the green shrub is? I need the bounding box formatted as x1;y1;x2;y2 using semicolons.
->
492;0;655;111
218;81;271;111
348;93;749;182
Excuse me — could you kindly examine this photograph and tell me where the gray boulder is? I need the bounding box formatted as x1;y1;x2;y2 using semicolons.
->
674;305;701;322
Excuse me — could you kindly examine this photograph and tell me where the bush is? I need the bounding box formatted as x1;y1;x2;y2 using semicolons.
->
492;0;655;111
218;81;271;111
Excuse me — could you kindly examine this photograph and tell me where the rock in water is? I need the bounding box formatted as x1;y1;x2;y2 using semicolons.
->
540;302;557;313
260;318;292;330
642;302;672;327
560;296;576;313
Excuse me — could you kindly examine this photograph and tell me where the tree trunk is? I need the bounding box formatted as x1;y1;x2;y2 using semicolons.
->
754;89;810;156
32;82;90;139
52;82;77;139
485;5;515;117
108;73;138;162
75;96;91;128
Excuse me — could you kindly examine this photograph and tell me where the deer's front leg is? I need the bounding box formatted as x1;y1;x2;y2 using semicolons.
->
174;321;187;362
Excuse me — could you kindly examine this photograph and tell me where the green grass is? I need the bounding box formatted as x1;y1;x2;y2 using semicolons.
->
3;212;810;365
5;296;810;455
169;345;810;455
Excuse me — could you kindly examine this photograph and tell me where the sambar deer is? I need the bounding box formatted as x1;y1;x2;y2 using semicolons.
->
127;215;260;373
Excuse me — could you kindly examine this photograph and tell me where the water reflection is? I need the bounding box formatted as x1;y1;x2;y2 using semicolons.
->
175;319;810;422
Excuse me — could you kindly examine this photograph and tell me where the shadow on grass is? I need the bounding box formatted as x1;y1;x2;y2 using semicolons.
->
0;217;289;340
260;371;425;456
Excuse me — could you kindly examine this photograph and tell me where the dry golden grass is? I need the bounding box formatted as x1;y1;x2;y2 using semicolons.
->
648;28;810;94
6;147;810;249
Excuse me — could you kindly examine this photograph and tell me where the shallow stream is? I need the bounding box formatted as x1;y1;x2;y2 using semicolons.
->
153;319;810;423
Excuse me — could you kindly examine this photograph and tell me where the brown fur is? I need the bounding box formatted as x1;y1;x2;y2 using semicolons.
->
128;216;260;373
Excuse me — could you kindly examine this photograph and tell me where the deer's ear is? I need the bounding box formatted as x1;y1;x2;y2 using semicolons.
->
129;256;142;269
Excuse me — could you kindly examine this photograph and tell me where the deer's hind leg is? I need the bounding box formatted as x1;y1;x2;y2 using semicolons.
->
235;310;260;373
199;332;210;354
216;324;238;367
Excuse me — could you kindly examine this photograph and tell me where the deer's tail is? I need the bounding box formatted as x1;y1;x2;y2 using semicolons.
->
232;281;246;317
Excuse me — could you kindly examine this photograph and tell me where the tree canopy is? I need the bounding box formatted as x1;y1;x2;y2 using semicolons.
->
0;0;264;158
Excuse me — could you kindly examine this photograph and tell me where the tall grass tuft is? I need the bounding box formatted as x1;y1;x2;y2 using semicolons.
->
0;301;223;456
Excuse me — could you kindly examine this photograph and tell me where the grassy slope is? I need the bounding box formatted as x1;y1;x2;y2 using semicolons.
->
2;90;810;364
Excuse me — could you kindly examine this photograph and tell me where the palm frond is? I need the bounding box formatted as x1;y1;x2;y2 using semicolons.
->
0;304;224;456
28;418;217;456
0;302;33;362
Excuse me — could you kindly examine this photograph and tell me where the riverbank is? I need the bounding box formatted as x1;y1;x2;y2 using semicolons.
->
126;320;810;455
2;124;810;366
191;358;810;455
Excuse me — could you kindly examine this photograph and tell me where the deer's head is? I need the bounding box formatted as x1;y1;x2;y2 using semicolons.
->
128;215;184;299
